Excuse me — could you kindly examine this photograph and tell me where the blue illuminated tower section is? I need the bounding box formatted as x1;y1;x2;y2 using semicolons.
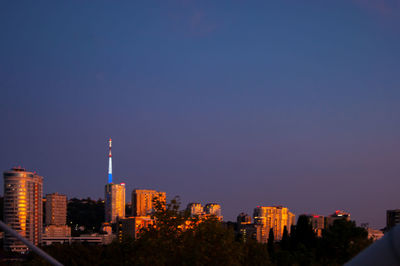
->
108;138;112;183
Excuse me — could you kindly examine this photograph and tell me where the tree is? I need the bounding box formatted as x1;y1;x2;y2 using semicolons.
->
280;226;289;250
267;228;274;256
134;196;244;265
67;198;104;235
320;219;372;264
294;215;316;248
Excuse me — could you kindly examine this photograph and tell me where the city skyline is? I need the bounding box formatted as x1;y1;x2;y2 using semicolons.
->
2;1;400;229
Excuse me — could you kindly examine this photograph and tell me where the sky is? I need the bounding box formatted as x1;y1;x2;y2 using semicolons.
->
1;0;400;228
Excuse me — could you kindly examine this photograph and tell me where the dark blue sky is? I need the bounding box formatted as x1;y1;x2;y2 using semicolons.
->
1;0;400;228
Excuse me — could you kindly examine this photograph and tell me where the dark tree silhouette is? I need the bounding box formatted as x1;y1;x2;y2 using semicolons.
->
267;228;274;257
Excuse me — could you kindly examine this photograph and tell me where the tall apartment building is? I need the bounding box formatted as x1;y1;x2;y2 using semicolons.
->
237;213;256;242
44;192;70;237
303;214;325;237
119;216;153;240
45;193;67;225
105;183;126;223
237;213;252;224
3;167;43;252
326;210;351;227
204;203;223;220
187;203;204;216
253;206;295;243
387;209;400;231
131;189;166;216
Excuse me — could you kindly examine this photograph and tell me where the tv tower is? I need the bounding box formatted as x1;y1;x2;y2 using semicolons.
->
108;138;112;183
104;138;125;223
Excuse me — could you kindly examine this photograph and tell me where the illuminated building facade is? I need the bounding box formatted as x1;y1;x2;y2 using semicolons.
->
204;203;223;220
3;167;43;252
105;183;126;223
185;202;223;220
43;225;71;237
119;216;153;240
187;203;204;216
45;192;67;225
253;206;295;243
367;228;384;241
131;189;166;216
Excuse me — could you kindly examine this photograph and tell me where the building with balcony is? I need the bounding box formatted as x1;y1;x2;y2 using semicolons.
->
253;206;295;243
105;183;126;223
3;167;43;252
131;189;166;216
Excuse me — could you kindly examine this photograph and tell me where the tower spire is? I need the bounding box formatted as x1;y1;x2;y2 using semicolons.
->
108;138;112;183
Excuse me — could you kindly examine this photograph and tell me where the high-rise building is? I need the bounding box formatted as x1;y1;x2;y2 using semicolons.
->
119;216;153;240
105;183;126;223
187;203;204;216
253;206;295;243
104;138;126;223
237;213;252;224
43;192;70;238
131;189;166;216
45;193;67;226
3;167;43;252
204;203;223;220
326;210;350;227
387;209;400;231
303;214;325;237
237;213;256;242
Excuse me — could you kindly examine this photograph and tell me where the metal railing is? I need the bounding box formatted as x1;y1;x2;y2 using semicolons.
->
0;220;63;266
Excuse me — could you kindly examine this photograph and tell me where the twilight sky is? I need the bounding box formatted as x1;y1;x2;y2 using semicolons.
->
1;0;400;228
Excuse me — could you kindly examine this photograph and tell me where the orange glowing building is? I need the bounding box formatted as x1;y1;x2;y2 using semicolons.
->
186;202;223;221
253;206;295;243
3;167;43;252
204;203;223;220
45;192;67;226
131;189;166;216
105;183;126;223
119;216;153;240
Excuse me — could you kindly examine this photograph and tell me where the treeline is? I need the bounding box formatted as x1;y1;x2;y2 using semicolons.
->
67;198;104;235
27;198;372;265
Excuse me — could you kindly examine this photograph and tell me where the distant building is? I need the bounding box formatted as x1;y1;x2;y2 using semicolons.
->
45;193;67;226
42;233;115;246
131;189;166;216
204;203;223;220
237;213;252;224
119;216;153;240
303;214;325;237
100;223;113;235
43;225;71;237
386;209;400;231
187;203;204;216
326;210;350;227
3;167;43;252
237;213;256;242
44;193;70;238
367;228;384;241
253;206;295;243
105;183;126;223
104;138;126;223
